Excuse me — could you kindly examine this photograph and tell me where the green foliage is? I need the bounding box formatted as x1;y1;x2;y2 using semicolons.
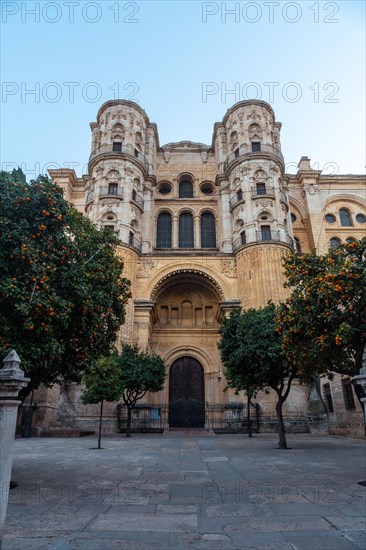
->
219;303;305;448
11;167;26;183
219;304;290;396
81;352;124;405
278;238;366;377
0;172;131;389
118;344;166;407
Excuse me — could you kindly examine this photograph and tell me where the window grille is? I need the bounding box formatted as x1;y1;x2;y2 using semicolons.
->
330;237;341;249
113;142;122;152
261;225;271;241
201;212;216;248
108;183;118;195
156;213;172;248
179;213;194;247
339;208;353;227
256;183;266;195
179;180;193;198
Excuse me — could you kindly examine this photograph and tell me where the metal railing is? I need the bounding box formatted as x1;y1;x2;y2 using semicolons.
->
89;143;151;173
256;231;294;248
100;187;124;198
131;190;144;210
256;230;280;242
219;144;284;174
128;236;142;252
279;190;288;205
86;191;95;205
229;192;244;210
251;186;275;198
233;233;247;251
233;232;294;252
116;402;260;433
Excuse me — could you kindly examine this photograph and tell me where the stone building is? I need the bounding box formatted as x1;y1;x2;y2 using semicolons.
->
26;99;365;436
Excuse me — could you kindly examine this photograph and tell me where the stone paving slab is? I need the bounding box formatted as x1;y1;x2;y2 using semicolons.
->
3;433;366;549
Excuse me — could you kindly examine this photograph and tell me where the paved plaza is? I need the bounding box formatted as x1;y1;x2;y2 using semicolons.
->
3;433;366;549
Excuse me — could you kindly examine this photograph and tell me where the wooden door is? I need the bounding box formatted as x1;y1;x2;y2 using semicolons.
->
169;357;205;428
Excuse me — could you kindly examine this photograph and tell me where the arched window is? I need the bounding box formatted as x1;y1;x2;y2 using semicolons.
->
294;237;302;254
156;212;172;248
339;208;353;227
179;212;194;247
179;180;193;198
329;237;341;249
201;212;216;248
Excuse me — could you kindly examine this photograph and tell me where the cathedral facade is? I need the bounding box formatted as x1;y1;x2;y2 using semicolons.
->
29;99;365;436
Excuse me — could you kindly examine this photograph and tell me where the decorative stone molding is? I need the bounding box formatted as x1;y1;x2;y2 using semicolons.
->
201;151;208;163
150;269;225;301
258;200;273;208
302;183;319;195
221;258;237;278
247;110;261;121
101;200;120;208
137;259;156;278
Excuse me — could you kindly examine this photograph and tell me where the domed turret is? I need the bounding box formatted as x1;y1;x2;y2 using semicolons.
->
214;100;293;307
85;100;158;253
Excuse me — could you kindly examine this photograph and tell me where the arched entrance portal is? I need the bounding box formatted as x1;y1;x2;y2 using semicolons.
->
169;357;205;428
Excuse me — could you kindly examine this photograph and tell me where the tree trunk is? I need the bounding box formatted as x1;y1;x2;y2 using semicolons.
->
247;396;252;438
126;405;132;438
275;399;287;449
97;400;103;449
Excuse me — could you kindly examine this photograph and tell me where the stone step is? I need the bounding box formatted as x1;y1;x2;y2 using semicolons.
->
40;429;95;437
163;428;214;437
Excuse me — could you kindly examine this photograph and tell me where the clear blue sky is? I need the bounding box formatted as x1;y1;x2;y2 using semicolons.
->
1;0;365;179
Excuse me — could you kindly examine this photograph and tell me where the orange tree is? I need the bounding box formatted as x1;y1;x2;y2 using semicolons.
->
118;344;166;437
0;171;131;393
219;303;311;449
81;352;124;449
277;238;366;394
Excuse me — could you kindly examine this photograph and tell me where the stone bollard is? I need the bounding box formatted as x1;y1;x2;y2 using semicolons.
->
0;350;30;549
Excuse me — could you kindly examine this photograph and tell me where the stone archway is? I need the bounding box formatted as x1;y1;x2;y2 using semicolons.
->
169;357;205;428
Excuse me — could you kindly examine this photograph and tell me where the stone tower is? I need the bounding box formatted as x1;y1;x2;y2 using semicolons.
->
214;100;293;308
84;101;159;343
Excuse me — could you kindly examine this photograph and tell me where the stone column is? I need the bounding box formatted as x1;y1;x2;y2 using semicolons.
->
133;300;155;349
194;215;200;248
219;185;232;252
0;350;30;548
172;215;178;248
